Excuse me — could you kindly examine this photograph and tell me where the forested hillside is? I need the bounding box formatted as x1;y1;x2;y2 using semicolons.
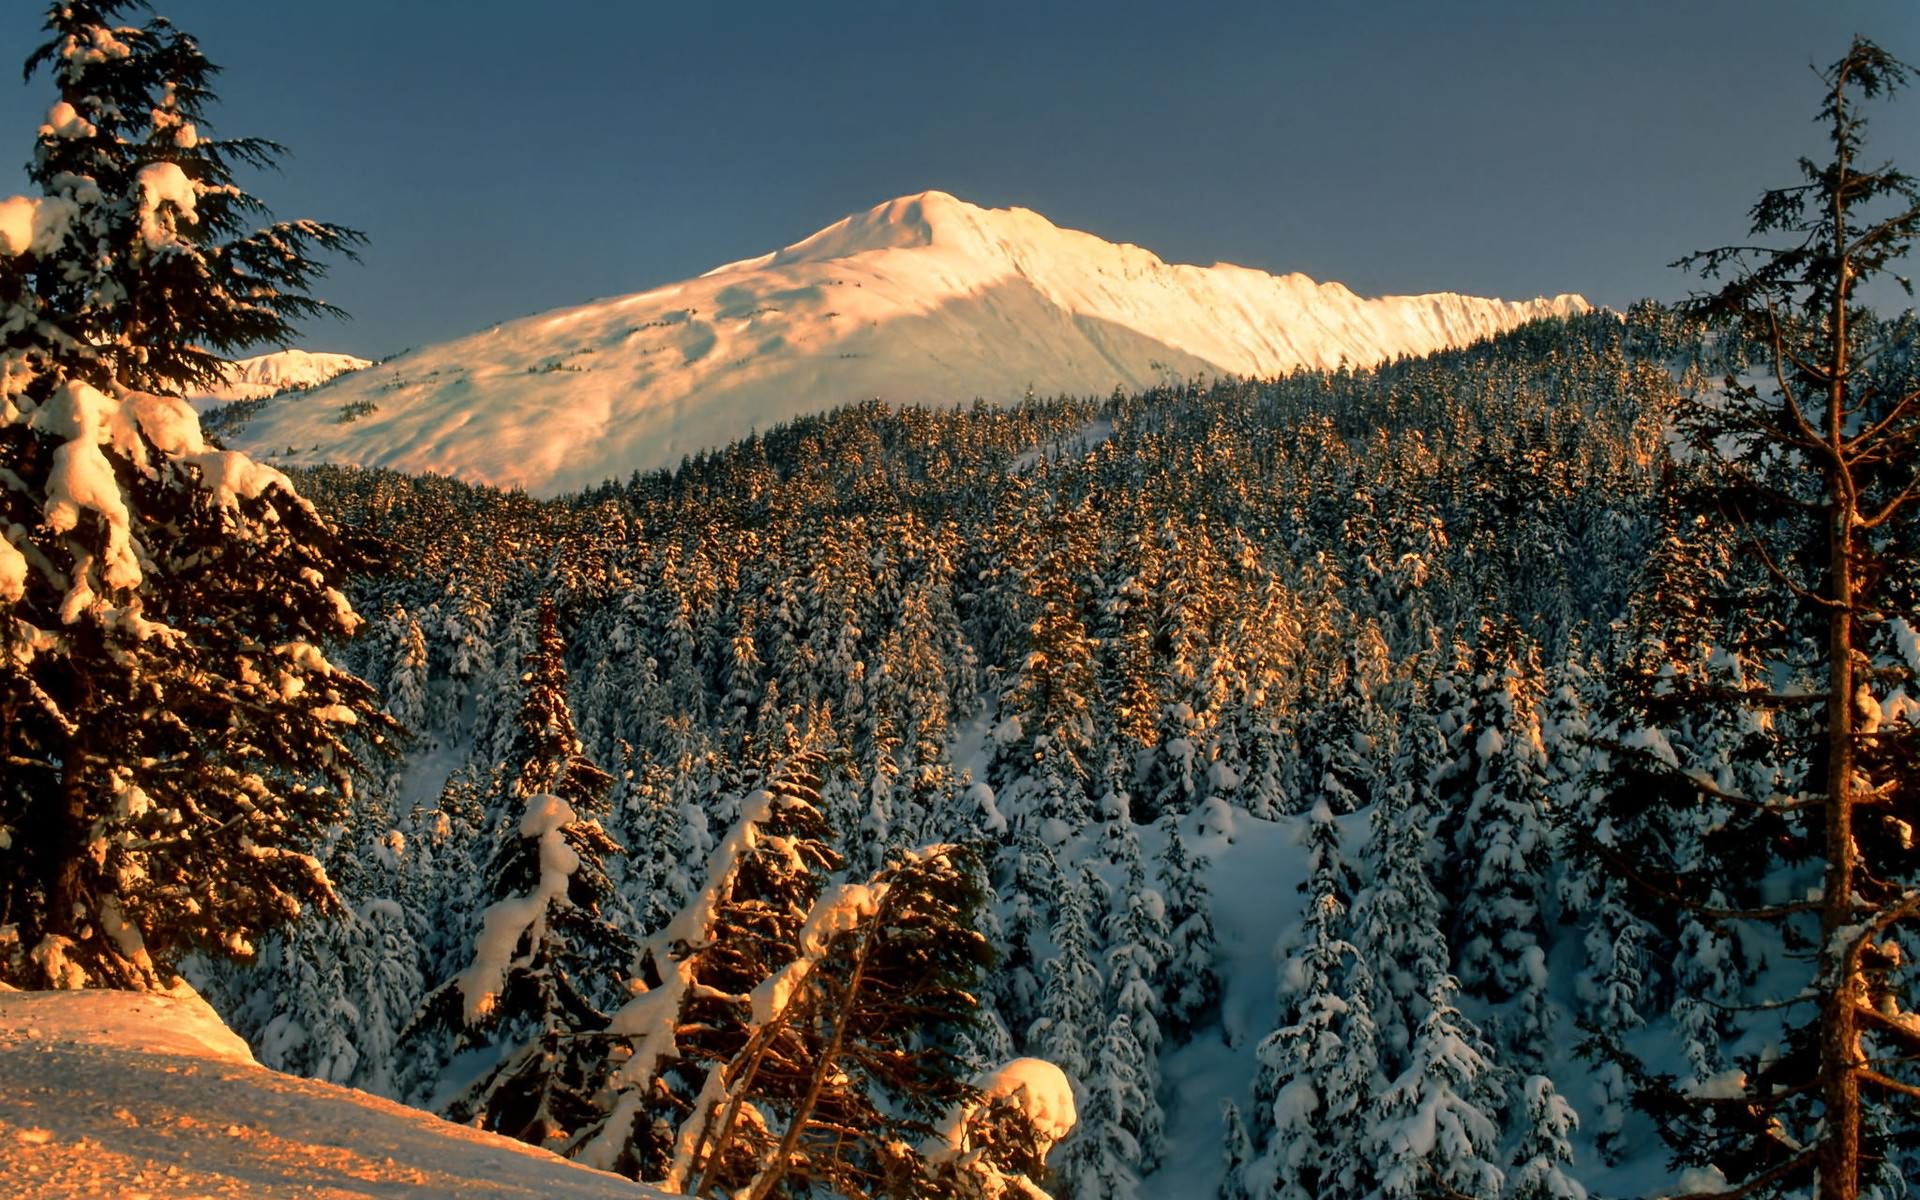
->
179;304;1913;1196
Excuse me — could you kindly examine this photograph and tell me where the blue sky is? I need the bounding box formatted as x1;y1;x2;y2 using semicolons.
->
5;0;1918;359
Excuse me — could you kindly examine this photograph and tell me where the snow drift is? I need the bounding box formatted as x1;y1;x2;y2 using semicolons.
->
228;190;1587;496
0;987;655;1198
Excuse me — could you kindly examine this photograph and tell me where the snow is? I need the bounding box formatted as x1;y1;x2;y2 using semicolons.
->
929;1057;1079;1154
35;380;142;597
40;100;96;140
1671;1165;1728;1194
0;193;76;257
191;350;373;406
1892;618;1920;675
228;190;1587;496
1618;725;1680;768
134;161;196;249
0;987;655;1198
966;780;1009;834
1682;1068;1746;1100
453;794;580;1024
0;533;25;605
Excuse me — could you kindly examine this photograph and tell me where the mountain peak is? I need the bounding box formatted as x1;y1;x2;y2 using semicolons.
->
231;196;1588;496
702;190;1004;276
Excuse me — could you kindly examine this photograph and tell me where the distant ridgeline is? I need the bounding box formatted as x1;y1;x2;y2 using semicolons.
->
186;306;1910;1194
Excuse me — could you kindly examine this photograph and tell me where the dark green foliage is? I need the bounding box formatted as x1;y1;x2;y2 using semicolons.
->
16;1;362;396
0;1;384;991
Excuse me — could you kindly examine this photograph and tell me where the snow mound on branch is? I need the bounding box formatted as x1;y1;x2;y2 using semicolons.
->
0;194;76;256
227;189;1588;497
453;793;581;1025
952;1058;1079;1149
750;880;882;1026
191;349;372;404
0;987;655;1198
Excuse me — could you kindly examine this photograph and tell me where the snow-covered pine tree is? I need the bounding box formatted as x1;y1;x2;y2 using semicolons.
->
383;606;432;753
1031;866;1104;1086
249;912;359;1085
924;1058;1078;1200
1355;690;1452;1064
1370;976;1507;1200
571;753;840;1184
1251;797;1380;1200
408;599;630;1147
1103;823;1170;1171
1506;1075;1586;1200
994;504;1098;837
690;845;997;1200
1157;811;1221;1039
999;830;1060;1042
1058;1012;1147;1200
0;1;384;990
1446;623;1556;1066
1303;629;1390;816
1220;1099;1256;1200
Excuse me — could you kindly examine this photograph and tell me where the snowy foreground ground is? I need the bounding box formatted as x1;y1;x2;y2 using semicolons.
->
0;987;656;1198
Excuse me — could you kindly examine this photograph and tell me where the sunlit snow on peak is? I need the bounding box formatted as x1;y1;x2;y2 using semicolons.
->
231;192;1588;497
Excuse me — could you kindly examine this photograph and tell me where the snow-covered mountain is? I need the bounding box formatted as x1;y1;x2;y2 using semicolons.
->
229;191;1587;496
0;987;655;1198
193;348;371;404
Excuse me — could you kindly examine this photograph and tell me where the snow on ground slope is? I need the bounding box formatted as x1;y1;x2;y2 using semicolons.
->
230;190;1586;496
193;349;372;405
0;987;654;1198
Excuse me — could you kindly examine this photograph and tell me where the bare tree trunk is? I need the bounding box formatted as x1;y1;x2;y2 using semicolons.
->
1817;503;1860;1200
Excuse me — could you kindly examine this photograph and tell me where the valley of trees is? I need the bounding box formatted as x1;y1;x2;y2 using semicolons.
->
1;3;1917;1197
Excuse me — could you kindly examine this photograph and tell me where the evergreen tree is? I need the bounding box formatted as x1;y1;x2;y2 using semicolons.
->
1371;977;1506;1200
1252;798;1380;1200
1104;833;1170;1172
1353;695;1451;1062
408;600;629;1148
1058;1013;1146;1200
1000;831;1059;1042
690;846;997;1200
924;1058;1078;1200
1447;626;1557;1067
1589;39;1920;1199
0;0;382;990
1220;1099;1256;1200
1031;866;1103;1085
570;753;840;1184
1506;1075;1587;1200
1158;812;1221;1038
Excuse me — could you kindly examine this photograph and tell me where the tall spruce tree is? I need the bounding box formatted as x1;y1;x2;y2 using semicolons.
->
410;599;630;1147
1590;37;1920;1200
0;1;381;990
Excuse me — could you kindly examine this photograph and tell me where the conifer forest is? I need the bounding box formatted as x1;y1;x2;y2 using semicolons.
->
2;4;1919;1198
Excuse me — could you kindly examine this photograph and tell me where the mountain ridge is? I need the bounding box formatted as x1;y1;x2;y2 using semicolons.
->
230;191;1587;496
192;349;372;404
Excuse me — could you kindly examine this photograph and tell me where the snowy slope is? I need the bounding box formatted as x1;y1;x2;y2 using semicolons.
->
193;348;371;404
0;987;655;1198
230;191;1587;496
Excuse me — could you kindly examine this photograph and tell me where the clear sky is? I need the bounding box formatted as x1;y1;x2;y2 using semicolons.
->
5;0;1918;360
